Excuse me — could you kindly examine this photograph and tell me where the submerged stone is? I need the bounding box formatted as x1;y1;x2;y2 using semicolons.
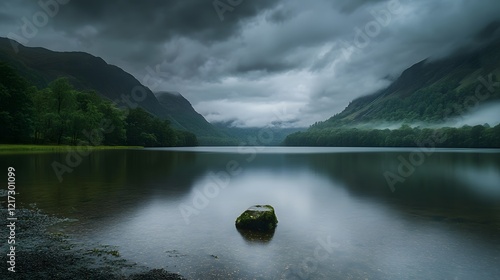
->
235;205;278;232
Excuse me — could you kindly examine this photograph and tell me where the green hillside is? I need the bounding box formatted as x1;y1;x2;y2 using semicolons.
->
313;39;500;128
156;91;224;138
0;63;197;147
285;39;500;148
0;37;224;140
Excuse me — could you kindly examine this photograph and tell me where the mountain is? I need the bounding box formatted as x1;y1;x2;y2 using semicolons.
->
0;37;224;140
213;122;304;146
155;91;224;138
284;39;500;147
312;39;500;129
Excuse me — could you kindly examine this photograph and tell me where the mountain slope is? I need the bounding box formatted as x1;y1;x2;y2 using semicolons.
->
284;39;500;147
313;39;500;129
156;91;223;137
0;37;223;139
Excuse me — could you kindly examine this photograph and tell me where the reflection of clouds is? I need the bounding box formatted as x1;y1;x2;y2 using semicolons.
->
61;149;500;279
188;169;357;229
183;169;356;276
458;166;500;199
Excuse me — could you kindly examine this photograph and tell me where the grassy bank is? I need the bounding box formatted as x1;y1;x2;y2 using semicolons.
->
0;144;143;153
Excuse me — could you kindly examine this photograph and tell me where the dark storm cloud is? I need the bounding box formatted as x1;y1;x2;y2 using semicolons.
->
1;0;500;127
334;0;388;14
44;0;283;72
52;0;281;43
235;59;292;74
265;5;296;24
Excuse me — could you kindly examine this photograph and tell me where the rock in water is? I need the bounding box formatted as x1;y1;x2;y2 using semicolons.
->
237;227;275;243
235;205;278;232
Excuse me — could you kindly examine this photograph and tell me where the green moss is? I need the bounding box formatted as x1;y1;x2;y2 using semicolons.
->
235;205;278;232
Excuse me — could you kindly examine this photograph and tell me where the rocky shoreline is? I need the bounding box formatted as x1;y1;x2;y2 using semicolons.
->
0;206;185;280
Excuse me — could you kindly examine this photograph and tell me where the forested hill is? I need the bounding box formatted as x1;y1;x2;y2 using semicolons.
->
0;62;198;146
0;37;223;140
312;39;500;129
284;39;500;148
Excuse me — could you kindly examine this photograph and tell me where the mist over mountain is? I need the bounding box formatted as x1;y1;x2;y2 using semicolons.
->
310;38;500;130
451;102;500;127
213;121;305;146
284;38;500;147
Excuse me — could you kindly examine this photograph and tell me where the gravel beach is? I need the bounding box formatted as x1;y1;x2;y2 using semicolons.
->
1;206;186;280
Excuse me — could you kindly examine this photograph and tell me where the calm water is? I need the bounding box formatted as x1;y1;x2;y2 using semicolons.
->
1;147;500;279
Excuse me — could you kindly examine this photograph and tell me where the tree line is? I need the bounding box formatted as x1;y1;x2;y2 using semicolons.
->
284;124;500;148
0;62;197;147
313;76;500;130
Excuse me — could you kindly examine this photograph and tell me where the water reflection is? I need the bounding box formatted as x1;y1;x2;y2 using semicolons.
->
237;228;275;244
458;165;500;198
1;148;499;279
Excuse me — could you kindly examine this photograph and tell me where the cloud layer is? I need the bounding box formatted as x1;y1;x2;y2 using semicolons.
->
2;0;500;127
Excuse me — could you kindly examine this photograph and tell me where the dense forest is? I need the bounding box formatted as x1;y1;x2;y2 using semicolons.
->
284;124;500;148
0;63;197;147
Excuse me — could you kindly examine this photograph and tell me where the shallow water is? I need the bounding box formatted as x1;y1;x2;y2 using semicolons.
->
2;147;500;279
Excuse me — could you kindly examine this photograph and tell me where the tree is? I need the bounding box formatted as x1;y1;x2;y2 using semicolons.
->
0;63;34;143
151;118;177;147
176;131;198;146
0;65;198;147
73;91;104;145
99;101;126;145
125;108;152;146
31;88;54;143
48;78;77;144
125;107;189;147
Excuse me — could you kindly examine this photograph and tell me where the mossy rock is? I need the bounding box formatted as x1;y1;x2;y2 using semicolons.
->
235;205;278;232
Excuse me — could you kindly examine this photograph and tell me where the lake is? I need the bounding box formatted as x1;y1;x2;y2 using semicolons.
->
2;147;500;279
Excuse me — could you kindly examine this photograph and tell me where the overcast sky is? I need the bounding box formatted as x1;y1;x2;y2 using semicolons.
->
1;0;499;127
